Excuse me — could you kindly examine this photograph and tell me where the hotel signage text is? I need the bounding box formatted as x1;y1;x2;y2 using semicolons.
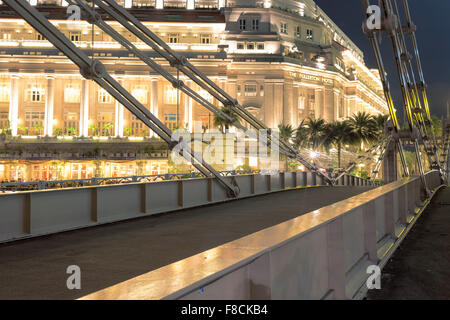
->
290;72;334;85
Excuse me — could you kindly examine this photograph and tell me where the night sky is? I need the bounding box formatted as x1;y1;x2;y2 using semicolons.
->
314;0;450;119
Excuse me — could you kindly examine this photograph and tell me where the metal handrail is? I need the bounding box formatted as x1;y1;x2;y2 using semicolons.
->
0;170;259;192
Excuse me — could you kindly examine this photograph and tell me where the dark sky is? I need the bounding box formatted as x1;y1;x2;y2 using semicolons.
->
315;0;450;119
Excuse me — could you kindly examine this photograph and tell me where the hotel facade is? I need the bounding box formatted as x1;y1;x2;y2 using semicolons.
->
0;0;388;182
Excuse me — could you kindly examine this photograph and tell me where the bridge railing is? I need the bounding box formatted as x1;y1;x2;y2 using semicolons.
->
0;170;258;192
79;171;444;300
0;171;375;243
0;170;379;192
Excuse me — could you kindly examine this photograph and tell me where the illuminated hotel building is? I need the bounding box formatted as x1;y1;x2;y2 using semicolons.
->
0;0;388;182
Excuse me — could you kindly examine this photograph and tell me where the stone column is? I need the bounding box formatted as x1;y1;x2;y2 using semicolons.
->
80;79;89;137
9;75;19;136
292;85;299;126
263;81;273;126
274;81;284;128
314;88;324;120
323;88;334;122
344;95;350;118
44;75;55;136
334;89;340;121
283;80;293;126
114;78;124;137
348;96;356;117
150;77;159;137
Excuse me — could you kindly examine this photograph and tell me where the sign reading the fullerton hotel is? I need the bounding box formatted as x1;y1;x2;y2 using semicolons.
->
289;72;334;85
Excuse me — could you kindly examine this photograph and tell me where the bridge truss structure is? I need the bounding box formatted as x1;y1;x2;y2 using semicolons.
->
362;0;449;191
3;0;448;196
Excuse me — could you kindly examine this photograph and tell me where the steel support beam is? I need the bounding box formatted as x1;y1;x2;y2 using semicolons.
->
3;0;240;197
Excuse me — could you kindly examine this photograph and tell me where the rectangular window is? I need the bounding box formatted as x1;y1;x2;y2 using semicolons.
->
2;33;11;40
280;22;287;34
244;84;257;97
295;26;301;38
335;58;345;71
132;85;148;104
27;84;45;102
0;83;9;102
131;114;147;136
200;34;211;44
247;43;255;50
36;33;45;40
64;112;79;135
25;111;45;135
165;85;179;105
308;94;315;117
168;33;179;44
306;29;313;40
339;96;345;118
252;19;259;31
0;111;9;131
164;114;178;130
298;93;305;110
199;89;213;104
257;43;265;50
98;88;112;104
97;112;114;136
237;43;244;50
64;83;81;103
69;32;81;42
239;19;246;31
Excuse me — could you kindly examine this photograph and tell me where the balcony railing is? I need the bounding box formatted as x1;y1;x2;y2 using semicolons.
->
0;39;219;52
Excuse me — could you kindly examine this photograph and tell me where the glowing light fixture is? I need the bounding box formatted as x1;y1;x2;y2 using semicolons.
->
310;151;319;159
124;0;132;8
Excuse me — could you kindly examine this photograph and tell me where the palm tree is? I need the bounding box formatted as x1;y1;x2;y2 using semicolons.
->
278;124;295;172
430;115;443;138
348;112;378;150
278;124;295;144
68;127;77;136
294;122;309;149
373;114;389;138
33;124;44;136
89;124;99;137
103;122;113;136
325;121;357;168
304;118;326;149
213;107;240;133
125;127;133;137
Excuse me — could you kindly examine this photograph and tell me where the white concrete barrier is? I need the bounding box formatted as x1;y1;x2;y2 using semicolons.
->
80;171;443;300
0;172;376;243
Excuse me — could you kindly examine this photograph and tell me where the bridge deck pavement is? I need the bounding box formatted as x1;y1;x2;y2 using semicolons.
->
368;187;450;300
0;186;373;300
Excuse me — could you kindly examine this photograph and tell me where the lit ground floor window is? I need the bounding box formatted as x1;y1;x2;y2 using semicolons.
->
0;160;169;183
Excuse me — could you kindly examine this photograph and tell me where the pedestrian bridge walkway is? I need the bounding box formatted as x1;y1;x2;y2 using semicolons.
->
0;171;443;300
368;187;450;300
0;186;372;299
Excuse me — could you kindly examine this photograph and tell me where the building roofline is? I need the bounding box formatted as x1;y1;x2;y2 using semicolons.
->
0;5;226;23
